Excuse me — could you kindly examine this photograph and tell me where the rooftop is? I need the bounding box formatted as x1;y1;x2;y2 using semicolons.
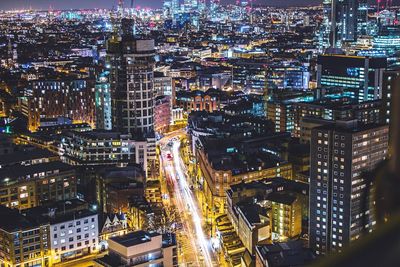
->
24;199;97;225
267;191;298;205
0;161;74;185
0;205;42;233
200;135;289;174
0;148;56;167
237;202;268;226
256;240;315;267
227;177;308;200
316;120;388;134
109;230;160;247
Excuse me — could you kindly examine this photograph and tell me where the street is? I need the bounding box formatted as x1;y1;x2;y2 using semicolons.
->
160;133;219;267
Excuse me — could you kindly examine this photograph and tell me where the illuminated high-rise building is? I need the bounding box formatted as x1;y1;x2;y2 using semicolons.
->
95;71;112;130
373;26;400;57
106;37;155;136
357;0;369;36
210;0;220;18
330;0;359;47
106;36;157;178
171;0;181;15
309;121;388;255
183;0;198;11
163;0;172;17
318;0;333;51
317;54;387;102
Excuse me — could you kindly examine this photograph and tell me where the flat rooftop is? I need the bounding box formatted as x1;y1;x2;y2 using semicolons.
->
109;230;160;247
0;161;74;185
25;199;96;225
0;148;56;167
0;205;42;233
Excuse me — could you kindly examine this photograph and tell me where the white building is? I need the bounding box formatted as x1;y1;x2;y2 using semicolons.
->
26;199;99;264
50;209;99;263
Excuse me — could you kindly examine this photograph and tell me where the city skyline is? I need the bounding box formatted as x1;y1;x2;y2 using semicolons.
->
0;0;399;266
0;0;361;10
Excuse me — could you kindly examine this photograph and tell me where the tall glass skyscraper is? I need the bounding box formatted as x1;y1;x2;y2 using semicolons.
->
331;0;358;47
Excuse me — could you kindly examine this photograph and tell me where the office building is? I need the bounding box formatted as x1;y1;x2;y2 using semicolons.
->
227;178;308;244
196;136;293;224
95;165;145;213
154;95;172;134
317;55;387;102
0;147;57;169
154;72;173;97
371;26;400;59
269;192;302;239
60;130;148;172
318;0;333;51
357;0;368;36
309;121;389;255
293;98;382;138
329;0;359;48
267;100;294;133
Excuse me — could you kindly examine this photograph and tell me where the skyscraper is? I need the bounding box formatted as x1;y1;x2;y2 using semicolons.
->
95;71;112;130
318;0;333;51
380;70;400;125
171;0;181;15
309;120;389;255
357;0;369;36
106;36;156;137
329;0;359;48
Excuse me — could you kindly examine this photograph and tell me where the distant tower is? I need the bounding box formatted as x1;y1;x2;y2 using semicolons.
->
330;0;359;47
357;0;369;36
163;0;172;17
7;39;13;64
171;0;180;15
121;18;136;36
95;72;112;130
318;0;332;51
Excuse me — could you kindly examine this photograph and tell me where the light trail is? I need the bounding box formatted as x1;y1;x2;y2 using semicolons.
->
170;140;215;267
165;161;201;266
165;141;215;267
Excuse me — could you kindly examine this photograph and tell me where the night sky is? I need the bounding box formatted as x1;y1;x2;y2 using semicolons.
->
0;0;397;10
